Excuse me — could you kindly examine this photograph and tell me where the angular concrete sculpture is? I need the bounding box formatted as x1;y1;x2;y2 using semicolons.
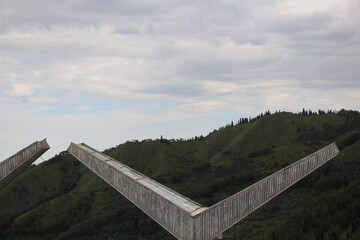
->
0;139;50;190
68;142;339;240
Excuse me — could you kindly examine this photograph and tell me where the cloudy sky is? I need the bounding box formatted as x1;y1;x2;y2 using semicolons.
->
1;0;359;162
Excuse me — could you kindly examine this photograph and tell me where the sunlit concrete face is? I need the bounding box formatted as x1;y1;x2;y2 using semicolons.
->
68;142;339;240
0;139;50;190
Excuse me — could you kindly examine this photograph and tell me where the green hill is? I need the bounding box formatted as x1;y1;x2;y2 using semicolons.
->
1;110;359;240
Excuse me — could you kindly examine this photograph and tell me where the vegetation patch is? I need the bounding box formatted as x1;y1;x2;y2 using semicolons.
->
1;109;359;240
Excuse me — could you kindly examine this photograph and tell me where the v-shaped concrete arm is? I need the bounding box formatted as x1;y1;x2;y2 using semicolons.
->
193;142;339;240
68;142;339;240
68;143;205;240
0;139;50;190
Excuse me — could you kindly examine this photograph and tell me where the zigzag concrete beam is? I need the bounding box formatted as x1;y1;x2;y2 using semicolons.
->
0;139;50;190
68;142;339;240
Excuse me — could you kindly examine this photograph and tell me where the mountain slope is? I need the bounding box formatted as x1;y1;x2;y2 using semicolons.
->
0;110;359;240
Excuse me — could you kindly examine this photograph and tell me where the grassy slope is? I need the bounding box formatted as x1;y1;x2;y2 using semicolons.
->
0;111;359;240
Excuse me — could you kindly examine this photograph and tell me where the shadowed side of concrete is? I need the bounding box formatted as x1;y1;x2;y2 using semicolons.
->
0;139;50;190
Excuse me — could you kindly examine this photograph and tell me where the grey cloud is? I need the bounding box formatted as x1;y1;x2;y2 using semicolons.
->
140;82;206;99
112;25;140;35
289;30;358;48
176;58;280;82
0;0;359;104
1;0;359;162
265;13;333;35
0;0;183;30
72;0;159;15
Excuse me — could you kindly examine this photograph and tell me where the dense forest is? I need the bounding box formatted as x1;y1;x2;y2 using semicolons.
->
0;109;359;240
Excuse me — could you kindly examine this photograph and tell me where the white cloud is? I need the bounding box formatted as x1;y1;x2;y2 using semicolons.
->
178;101;227;113
27;96;67;104
0;0;359;160
5;84;38;97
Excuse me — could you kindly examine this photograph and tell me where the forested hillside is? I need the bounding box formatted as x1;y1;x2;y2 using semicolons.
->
0;110;359;240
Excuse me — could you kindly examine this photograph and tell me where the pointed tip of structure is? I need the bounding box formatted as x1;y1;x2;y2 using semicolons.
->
39;138;50;150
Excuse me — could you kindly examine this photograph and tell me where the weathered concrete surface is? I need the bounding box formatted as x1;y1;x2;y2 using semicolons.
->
68;143;203;240
68;142;339;240
0;139;50;190
193;142;339;240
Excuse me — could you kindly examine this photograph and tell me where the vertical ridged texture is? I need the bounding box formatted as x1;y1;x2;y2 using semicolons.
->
68;143;201;240
194;143;339;240
0;139;50;190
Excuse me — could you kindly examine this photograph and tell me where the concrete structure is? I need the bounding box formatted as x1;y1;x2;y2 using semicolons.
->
68;142;339;240
0;139;50;190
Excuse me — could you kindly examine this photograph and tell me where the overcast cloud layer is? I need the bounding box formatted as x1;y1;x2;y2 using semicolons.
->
1;0;359;161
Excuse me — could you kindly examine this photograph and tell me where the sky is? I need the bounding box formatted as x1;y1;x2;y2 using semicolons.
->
1;0;359;162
